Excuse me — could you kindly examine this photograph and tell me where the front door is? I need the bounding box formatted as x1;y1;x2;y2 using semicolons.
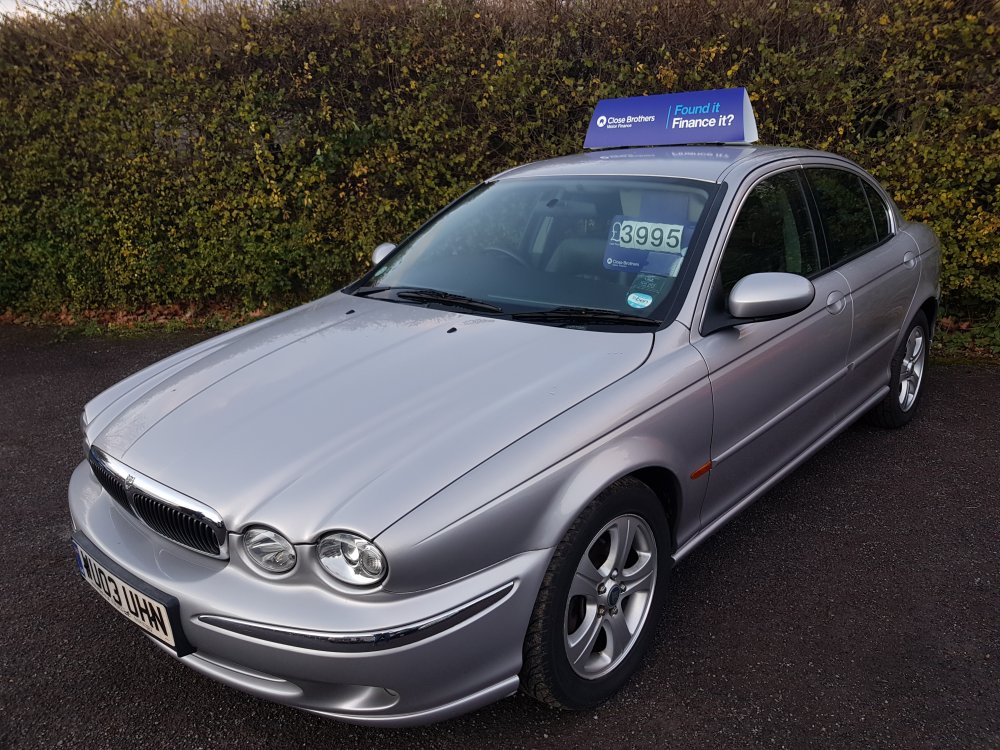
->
693;168;854;526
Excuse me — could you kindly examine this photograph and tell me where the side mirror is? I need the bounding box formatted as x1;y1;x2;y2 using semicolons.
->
728;272;815;320
372;242;396;265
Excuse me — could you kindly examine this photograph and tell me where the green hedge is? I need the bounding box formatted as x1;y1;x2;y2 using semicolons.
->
0;0;997;317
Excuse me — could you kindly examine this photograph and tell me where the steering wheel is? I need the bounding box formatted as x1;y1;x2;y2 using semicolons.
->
480;246;529;268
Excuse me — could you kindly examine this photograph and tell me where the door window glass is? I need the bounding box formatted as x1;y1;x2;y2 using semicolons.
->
719;170;820;291
807;168;879;264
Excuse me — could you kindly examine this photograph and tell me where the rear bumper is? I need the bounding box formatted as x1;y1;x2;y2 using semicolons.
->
68;460;550;726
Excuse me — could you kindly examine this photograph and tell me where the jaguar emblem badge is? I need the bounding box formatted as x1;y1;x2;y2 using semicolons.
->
124;474;135;490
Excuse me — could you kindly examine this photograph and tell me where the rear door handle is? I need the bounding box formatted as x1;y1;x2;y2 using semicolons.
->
903;250;917;269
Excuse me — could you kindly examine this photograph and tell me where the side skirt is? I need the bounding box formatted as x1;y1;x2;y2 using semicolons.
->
671;385;889;565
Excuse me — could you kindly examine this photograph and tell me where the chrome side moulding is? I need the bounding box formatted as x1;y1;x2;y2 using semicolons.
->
197;581;516;652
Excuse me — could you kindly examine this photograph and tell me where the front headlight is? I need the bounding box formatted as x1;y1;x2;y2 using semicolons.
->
243;527;297;573
318;532;387;586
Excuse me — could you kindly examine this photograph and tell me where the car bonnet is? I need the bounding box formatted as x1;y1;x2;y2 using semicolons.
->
89;292;653;542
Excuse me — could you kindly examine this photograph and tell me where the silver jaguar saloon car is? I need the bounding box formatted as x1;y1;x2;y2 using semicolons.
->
69;144;940;726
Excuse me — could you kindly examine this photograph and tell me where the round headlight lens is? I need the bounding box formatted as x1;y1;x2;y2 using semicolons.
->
318;532;387;585
243;527;297;573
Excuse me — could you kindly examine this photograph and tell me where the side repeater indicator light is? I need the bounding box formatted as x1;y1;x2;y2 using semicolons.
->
690;461;713;480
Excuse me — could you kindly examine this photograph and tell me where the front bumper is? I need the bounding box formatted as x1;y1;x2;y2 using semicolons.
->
68;460;550;726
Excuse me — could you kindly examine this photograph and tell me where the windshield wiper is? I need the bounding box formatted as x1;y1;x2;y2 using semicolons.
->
352;285;394;298
395;289;504;313
351;286;503;314
511;306;661;328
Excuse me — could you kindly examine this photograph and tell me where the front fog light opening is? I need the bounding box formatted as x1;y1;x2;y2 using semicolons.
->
243;527;297;573
318;532;387;585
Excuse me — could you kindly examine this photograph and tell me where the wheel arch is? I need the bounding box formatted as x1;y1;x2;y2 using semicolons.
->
627;466;682;554
539;432;704;563
919;296;938;340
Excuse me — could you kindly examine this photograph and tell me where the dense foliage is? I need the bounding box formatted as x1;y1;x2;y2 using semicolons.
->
0;0;996;320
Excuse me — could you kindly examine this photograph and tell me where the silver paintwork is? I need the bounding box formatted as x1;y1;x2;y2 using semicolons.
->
80;296;652;545
492;145;764;183
728;272;816;320
372;242;396;265
69;144;941;726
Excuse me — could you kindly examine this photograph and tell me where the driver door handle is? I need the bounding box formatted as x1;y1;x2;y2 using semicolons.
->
826;290;847;315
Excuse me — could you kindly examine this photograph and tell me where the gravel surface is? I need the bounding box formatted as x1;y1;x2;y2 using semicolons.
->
1;324;997;749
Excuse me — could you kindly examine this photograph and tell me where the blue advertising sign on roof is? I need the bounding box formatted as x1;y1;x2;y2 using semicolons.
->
584;88;758;150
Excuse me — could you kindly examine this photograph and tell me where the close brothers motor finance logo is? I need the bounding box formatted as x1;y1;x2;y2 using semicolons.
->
595;113;657;129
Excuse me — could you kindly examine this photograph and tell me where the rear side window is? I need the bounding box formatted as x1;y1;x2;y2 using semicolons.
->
807;168;880;265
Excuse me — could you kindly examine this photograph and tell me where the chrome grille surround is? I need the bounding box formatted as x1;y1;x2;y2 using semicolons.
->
88;446;229;559
88;454;130;511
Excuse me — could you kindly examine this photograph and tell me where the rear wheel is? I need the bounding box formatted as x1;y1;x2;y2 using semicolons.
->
869;311;929;428
521;478;669;709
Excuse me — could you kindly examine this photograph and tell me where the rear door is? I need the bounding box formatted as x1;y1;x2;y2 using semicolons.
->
804;167;921;404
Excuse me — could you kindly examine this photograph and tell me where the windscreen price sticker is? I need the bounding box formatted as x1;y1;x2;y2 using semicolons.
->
604;216;685;276
611;219;683;251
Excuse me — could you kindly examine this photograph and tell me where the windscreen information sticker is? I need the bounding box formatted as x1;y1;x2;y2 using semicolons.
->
604;216;685;276
629;273;669;295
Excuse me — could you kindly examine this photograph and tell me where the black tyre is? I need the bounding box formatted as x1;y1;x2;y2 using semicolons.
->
521;477;669;710
868;310;930;429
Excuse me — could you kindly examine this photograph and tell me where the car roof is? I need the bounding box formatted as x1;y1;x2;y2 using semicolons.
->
491;145;828;184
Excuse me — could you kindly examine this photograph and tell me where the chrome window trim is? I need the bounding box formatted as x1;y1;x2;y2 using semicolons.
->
89;445;229;559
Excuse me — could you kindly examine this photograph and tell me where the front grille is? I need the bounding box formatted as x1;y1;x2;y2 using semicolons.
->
88;453;130;510
131;490;222;556
87;447;227;559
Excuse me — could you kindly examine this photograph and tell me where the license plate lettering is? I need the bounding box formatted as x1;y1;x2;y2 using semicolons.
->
74;543;176;648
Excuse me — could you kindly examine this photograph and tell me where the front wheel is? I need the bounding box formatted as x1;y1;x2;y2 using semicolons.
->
868;310;929;428
521;478;669;710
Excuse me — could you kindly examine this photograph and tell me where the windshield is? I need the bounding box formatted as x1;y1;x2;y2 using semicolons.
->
353;175;718;326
